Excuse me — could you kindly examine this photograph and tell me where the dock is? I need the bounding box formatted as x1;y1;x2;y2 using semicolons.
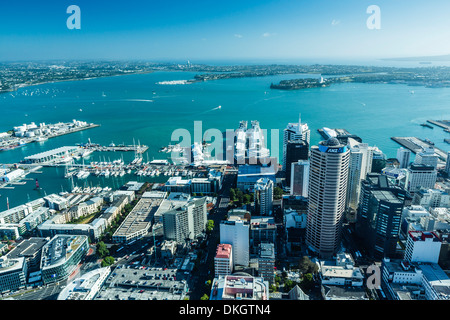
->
0;121;100;152
391;137;448;161
85;145;148;154
427;120;450;132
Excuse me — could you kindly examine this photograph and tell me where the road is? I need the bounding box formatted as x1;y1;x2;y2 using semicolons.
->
189;170;236;300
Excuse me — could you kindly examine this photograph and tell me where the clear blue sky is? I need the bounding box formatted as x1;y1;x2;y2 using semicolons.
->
1;0;450;62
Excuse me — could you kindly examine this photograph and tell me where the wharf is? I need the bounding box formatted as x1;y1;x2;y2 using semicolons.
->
47;123;100;138
85;145;148;154
0;123;100;151
427;120;450;132
391;137;448;161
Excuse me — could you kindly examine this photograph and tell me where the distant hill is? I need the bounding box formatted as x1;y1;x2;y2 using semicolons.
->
382;54;450;62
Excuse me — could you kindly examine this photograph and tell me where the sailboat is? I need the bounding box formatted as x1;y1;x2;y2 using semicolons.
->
76;159;90;179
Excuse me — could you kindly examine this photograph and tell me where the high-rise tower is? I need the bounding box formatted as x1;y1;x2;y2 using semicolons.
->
282;114;310;171
306;138;350;259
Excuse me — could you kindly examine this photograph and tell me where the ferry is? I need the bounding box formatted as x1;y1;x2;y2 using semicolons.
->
34;136;48;142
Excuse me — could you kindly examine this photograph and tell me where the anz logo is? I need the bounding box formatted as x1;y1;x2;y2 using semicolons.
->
326;147;344;153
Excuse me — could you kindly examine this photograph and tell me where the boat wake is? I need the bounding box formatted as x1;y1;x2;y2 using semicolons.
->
194;105;222;116
120;99;154;102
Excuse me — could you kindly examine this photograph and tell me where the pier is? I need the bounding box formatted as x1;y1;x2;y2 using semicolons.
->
84;144;148;154
391;136;448;161
427;120;450;133
0;121;100;152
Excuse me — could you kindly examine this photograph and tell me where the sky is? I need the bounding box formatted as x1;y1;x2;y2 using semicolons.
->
1;0;450;62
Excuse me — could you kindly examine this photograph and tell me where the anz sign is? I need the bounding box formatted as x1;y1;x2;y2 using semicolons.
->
319;145;347;154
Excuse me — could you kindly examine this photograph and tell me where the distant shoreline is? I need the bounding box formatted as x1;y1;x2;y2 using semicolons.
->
0;70;155;94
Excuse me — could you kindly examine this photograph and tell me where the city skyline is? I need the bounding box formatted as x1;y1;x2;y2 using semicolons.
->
2;1;450;62
1;1;450;305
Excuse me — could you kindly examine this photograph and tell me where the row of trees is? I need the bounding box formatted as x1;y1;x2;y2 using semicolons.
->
98;200;137;243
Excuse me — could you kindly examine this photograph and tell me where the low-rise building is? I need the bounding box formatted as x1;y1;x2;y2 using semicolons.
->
7;237;48;277
0;256;28;292
210;273;269;300
0;198;46;224
0;169;25;183
0;224;20;240
40;235;89;285
236;164;276;192
20;207;52;232
215;243;233;277
67;197;103;221
258;243;275;284
318;253;364;287
57;267;111;300
412;188;450;209
404;231;442;264
160;240;177;260
44;194;69;211
381;258;450;300
250;216;276;249
112;196;163;244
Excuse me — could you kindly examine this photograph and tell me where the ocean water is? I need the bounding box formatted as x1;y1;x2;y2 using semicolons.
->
1;70;450;210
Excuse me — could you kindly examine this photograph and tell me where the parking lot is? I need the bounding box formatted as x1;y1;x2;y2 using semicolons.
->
96;265;189;300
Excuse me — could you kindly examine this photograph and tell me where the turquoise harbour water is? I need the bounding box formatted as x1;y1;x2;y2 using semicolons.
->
1;70;450;210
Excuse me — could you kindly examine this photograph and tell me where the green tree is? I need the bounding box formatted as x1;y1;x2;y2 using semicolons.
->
96;241;109;258
200;294;209;300
300;273;314;292
372;159;386;173
273;187;283;200
230;188;236;201
204;279;212;292
284;279;296;292
269;284;278;293
243;193;252;205
206;220;214;234
236;189;244;206
101;256;115;267
299;256;318;274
